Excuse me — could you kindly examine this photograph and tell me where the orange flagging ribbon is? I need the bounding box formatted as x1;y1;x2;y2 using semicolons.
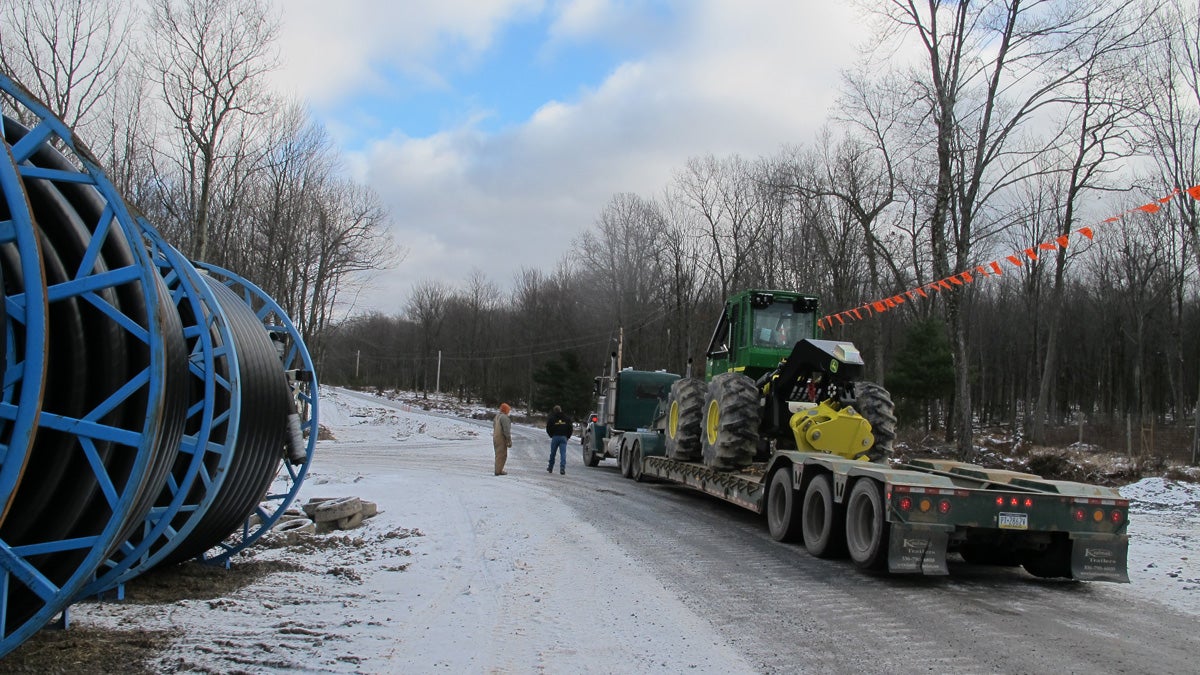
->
817;184;1200;330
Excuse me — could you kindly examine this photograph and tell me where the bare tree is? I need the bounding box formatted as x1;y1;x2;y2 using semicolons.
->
297;180;398;346
674;154;767;299
873;0;1141;457
574;192;667;345
1140;0;1200;461
658;188;717;372
405;280;452;394
146;0;279;262
1029;52;1144;443
0;0;131;135
779;124;905;379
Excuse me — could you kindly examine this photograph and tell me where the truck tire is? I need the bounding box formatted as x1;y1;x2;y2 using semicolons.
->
276;517;316;544
665;378;706;461
845;478;889;570
766;467;802;542
801;474;846;557
631;441;645;482
851;381;897;463
619;440;633;478
700;372;760;471
582;429;601;467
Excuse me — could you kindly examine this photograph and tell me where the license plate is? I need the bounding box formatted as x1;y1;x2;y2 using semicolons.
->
998;512;1028;530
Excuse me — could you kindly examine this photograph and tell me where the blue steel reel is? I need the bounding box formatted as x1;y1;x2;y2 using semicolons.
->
194;263;318;564
80;220;241;595
0;73;184;658
0;104;50;660
0;118;48;528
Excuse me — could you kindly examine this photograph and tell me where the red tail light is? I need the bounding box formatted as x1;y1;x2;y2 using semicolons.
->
898;496;913;511
590;414;598;423
938;499;951;514
1111;510;1123;524
1023;498;1033;508
1073;508;1086;522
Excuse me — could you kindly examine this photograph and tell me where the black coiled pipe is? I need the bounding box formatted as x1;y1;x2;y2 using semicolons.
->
157;277;291;564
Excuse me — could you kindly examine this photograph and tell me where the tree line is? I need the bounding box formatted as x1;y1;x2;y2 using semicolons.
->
323;1;1200;464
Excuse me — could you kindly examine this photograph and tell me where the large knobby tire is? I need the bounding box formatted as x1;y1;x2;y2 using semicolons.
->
766;467;802;542
700;372;760;471
665;378;706;461
582;429;601;467
802;474;846;558
845;478;889;570
851;381;897;463
631;441;645;482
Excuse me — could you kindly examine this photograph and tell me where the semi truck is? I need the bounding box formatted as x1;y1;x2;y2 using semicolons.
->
581;289;1129;581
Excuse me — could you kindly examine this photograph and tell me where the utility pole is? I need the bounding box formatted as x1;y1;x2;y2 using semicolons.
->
355;349;360;379
436;350;442;394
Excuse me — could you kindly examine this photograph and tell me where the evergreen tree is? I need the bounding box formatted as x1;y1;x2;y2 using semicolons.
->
532;351;594;419
886;318;955;431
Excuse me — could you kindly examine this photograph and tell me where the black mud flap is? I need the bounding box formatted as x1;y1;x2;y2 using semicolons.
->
887;524;949;575
1071;534;1129;583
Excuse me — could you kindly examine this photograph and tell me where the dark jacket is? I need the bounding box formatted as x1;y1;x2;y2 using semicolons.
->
546;411;573;438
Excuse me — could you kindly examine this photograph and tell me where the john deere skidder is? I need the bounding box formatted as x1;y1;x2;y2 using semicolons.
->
664;290;896;470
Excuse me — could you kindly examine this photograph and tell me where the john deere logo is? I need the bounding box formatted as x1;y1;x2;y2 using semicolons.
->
830;359;839;373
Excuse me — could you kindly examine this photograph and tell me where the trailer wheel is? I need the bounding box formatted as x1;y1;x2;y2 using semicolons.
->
851;382;897;463
631;441;645;482
766;467;802;542
700;372;760;471
619;440;633;478
802;474;846;557
665;378;706;461
845;478;889;570
582;429;601;467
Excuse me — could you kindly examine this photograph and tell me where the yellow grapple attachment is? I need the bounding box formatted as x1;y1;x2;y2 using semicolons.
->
788;401;875;460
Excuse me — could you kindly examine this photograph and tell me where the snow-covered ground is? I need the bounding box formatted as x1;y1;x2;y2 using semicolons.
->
62;386;1200;672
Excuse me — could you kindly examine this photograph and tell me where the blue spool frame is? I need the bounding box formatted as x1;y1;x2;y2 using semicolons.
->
0;73;174;658
79;221;241;596
195;263;318;564
0;124;48;525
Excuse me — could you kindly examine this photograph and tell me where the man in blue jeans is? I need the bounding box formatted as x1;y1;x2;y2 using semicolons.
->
546;405;573;475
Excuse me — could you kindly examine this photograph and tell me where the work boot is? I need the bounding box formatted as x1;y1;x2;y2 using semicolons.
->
560;467;565;475
546;465;552;473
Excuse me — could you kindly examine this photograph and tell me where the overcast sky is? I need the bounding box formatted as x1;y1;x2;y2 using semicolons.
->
267;1;866;316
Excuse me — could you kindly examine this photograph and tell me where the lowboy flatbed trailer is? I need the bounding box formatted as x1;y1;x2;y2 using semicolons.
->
615;438;1129;581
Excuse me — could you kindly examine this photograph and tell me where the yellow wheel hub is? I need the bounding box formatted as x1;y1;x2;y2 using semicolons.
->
668;400;679;438
706;399;720;445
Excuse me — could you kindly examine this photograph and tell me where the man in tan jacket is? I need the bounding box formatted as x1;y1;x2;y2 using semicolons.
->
493;403;513;475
